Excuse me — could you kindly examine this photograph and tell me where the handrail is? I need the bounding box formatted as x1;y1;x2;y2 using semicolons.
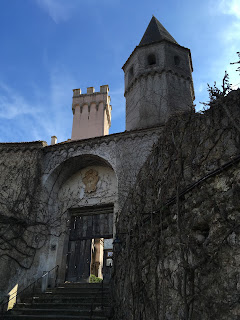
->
0;265;59;315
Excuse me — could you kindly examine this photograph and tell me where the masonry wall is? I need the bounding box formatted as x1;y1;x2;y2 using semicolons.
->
0;142;48;300
113;90;240;320
124;41;194;131
0;127;161;301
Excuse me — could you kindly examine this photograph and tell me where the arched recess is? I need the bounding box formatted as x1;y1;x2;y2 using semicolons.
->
43;154;118;283
44;154;116;196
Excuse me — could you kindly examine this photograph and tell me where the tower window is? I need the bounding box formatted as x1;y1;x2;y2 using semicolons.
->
147;54;156;66
174;55;180;66
128;66;134;83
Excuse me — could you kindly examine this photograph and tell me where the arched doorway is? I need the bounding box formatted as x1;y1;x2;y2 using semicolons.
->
46;154;118;283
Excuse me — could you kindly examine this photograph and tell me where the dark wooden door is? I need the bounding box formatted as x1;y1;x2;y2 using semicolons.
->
65;206;113;282
66;239;91;282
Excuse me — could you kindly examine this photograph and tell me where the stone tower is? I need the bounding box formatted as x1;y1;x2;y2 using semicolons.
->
71;85;112;140
123;16;195;131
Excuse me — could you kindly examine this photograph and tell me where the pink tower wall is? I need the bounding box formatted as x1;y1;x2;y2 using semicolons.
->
71;85;112;141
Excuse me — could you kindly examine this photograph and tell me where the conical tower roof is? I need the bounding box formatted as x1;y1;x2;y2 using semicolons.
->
139;16;178;46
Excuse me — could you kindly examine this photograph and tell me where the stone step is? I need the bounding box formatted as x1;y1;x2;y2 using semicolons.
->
42;292;109;298
3;315;108;320
3;283;112;320
16;302;110;310
9;307;109;317
29;295;109;304
45;289;109;295
46;287;109;294
27;296;109;304
61;283;109;289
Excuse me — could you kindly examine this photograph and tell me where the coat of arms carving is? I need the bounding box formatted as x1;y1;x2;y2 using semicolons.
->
83;169;99;193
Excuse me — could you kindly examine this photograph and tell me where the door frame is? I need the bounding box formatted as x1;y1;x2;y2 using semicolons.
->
62;204;114;283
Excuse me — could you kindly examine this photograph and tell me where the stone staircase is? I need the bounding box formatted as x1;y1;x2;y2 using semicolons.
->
3;283;112;320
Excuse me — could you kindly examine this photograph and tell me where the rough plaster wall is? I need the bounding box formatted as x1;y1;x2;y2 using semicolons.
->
0;143;50;300
113;130;161;212
113;90;240;320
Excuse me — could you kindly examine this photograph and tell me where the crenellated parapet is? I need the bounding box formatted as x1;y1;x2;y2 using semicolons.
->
71;85;112;140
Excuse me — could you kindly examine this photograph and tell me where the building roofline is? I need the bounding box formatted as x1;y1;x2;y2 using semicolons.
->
0;141;47;148
44;125;164;152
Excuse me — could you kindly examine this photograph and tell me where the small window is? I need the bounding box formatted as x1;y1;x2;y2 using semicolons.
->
147;54;156;66
128;66;134;83
174;55;180;66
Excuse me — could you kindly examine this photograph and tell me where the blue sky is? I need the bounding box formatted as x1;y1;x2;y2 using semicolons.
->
0;0;239;144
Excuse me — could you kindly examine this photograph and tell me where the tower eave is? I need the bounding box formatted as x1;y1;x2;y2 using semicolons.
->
122;40;193;71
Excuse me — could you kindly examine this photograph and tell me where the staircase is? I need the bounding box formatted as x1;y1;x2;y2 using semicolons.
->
3;283;112;320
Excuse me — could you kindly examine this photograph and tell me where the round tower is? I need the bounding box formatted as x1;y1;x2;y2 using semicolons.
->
123;16;195;131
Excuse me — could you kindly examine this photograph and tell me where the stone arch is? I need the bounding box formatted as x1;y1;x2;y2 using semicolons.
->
44;153;116;194
42;154;118;283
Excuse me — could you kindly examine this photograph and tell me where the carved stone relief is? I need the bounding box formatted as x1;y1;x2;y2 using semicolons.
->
83;169;99;193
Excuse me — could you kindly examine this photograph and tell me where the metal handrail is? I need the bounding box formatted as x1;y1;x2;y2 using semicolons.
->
0;265;59;316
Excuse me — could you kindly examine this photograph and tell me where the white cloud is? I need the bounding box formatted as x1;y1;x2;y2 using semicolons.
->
0;65;126;143
35;0;79;23
219;0;240;19
35;0;118;23
47;66;76;141
0;83;37;119
196;83;205;94
0;83;46;142
205;0;240;91
218;1;240;50
0;65;76;143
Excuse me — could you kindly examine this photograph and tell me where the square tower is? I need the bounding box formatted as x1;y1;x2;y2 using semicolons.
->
71;85;112;140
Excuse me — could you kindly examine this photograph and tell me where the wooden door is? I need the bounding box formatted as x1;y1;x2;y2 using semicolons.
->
66;239;92;282
65;206;113;282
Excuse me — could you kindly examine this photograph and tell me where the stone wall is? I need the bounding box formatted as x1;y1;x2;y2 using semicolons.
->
113;90;240;320
0;128;161;300
123;41;194;131
40;128;161;284
42;127;161;212
0;142;47;300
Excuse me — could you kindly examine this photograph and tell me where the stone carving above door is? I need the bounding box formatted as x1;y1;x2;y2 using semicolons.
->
83;169;99;193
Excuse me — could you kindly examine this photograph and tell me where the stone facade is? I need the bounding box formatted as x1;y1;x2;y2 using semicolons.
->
0;127;160;299
113;90;240;320
0;15;239;320
0;142;47;298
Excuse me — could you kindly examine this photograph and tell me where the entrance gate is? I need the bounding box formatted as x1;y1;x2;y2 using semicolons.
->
65;205;113;282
